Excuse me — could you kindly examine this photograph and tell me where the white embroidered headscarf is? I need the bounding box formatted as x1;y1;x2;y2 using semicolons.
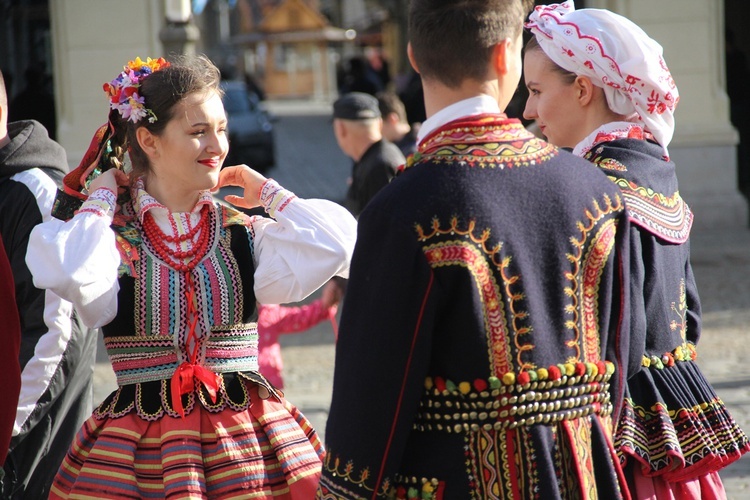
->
525;1;678;157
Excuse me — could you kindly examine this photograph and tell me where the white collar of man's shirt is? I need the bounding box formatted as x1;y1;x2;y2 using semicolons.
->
417;95;502;144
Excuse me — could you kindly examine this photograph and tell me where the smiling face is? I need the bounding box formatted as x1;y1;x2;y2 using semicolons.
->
148;90;229;197
522;49;586;148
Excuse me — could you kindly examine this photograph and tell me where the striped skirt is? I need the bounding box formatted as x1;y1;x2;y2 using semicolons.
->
49;385;324;499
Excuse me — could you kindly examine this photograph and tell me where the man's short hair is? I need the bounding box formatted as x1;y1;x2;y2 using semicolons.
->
409;0;534;89
376;91;407;124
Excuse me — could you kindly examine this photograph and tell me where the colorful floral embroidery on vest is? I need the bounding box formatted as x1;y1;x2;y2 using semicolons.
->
416;217;517;376
405;118;557;172
113;213;141;277
611;177;692;243
565;195;622;362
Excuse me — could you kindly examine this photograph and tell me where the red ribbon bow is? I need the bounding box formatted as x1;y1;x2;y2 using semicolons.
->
170;362;221;418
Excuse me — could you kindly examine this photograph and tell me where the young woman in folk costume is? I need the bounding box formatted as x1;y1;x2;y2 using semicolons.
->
27;55;357;499
523;2;749;498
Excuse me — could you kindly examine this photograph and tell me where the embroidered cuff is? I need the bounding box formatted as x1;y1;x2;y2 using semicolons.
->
77;187;116;218
259;179;297;217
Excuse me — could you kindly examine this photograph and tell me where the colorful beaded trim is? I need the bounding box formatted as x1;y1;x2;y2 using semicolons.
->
389;476;443;500
642;342;697;369
416;362;615;433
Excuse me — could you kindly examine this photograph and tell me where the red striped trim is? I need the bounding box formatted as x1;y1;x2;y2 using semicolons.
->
373;271;434;499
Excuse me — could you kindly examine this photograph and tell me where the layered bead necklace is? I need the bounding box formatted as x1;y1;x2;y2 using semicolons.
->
141;204;212;272
141;204;221;416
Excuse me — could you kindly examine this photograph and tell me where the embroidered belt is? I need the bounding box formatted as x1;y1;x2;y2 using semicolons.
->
104;323;259;387
414;363;614;433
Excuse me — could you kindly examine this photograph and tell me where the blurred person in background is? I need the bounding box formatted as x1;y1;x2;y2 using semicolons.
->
0;67;96;500
333;92;404;216
377;91;418;157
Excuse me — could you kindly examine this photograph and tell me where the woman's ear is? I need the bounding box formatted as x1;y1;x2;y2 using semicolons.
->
136;127;158;158
574;75;597;106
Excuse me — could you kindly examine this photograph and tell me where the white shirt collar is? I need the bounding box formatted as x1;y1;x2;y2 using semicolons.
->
417;95;502;144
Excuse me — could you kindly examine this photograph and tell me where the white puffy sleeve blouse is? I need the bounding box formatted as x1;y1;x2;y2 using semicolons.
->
26;179;357;329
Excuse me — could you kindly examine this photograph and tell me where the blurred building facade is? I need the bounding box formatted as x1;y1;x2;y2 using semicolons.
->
0;0;746;227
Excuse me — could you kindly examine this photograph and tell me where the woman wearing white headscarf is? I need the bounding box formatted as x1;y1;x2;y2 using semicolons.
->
524;2;749;499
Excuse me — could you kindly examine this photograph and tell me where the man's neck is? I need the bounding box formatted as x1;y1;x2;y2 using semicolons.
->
351;136;380;163
422;78;501;119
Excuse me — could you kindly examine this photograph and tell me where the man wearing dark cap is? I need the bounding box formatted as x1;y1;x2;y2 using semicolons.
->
333;92;405;216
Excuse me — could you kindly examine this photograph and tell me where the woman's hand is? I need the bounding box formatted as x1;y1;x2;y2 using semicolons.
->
88;168;129;195
215;164;267;209
321;279;344;308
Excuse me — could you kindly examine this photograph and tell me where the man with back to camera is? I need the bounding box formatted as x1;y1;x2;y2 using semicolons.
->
332;92;405;217
318;1;635;498
377;91;418;157
0;68;96;499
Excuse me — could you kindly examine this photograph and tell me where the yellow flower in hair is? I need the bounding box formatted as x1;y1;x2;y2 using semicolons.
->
128;57;146;70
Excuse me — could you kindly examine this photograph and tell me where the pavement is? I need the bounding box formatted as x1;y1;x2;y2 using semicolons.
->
93;99;750;498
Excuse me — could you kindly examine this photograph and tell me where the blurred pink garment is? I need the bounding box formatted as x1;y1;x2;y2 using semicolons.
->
257;300;337;388
631;469;727;500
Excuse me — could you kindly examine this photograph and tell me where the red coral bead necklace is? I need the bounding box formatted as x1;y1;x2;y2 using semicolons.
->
142;205;212;273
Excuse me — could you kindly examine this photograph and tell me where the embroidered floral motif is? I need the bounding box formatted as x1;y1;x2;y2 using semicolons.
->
586;156;628;172
642;280;696;369
320;452;391;497
417;217;515;376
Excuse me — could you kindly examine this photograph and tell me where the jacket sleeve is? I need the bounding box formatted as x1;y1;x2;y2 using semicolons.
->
684;242;702;345
604;210;635;423
317;205;440;500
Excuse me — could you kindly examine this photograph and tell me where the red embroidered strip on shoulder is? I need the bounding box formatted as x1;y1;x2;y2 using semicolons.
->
404;115;558;173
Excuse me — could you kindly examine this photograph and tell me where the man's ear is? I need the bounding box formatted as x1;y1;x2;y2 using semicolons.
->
385;112;400;126
491;38;513;77
407;43;420;74
333;119;347;139
136;127;158;158
574;75;597;106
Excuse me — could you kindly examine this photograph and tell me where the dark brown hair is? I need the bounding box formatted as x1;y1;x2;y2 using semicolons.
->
376;91;407;123
408;0;534;89
103;54;223;180
524;36;577;85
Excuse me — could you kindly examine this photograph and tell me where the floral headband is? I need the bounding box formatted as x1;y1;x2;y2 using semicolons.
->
103;57;170;123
